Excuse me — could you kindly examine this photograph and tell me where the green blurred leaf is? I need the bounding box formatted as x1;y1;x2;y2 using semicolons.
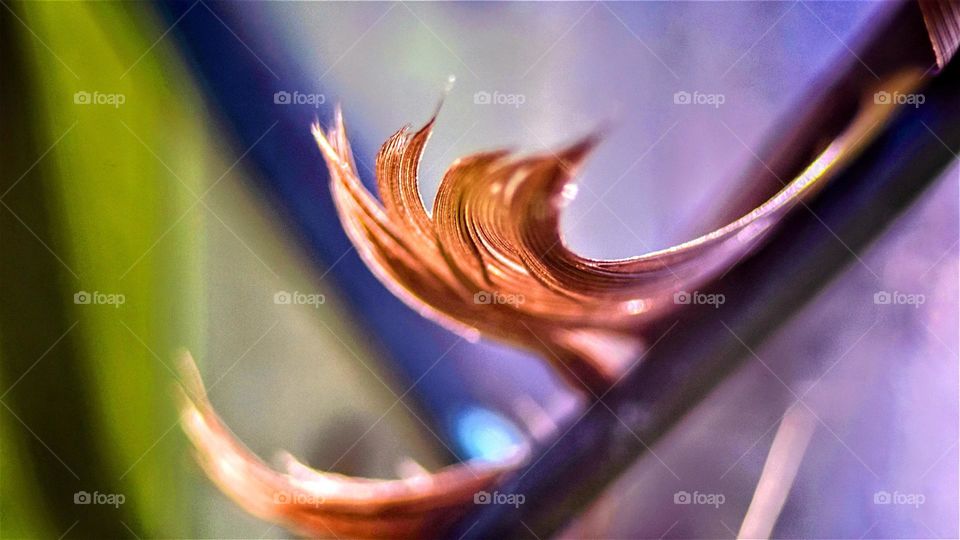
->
1;3;209;537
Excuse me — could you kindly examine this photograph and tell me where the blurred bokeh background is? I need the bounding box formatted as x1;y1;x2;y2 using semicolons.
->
1;1;956;538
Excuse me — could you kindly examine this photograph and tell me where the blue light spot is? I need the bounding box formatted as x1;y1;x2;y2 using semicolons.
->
455;407;523;462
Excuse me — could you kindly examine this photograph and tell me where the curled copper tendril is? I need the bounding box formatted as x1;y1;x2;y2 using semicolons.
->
180;70;919;537
312;83;903;393
177;351;525;538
